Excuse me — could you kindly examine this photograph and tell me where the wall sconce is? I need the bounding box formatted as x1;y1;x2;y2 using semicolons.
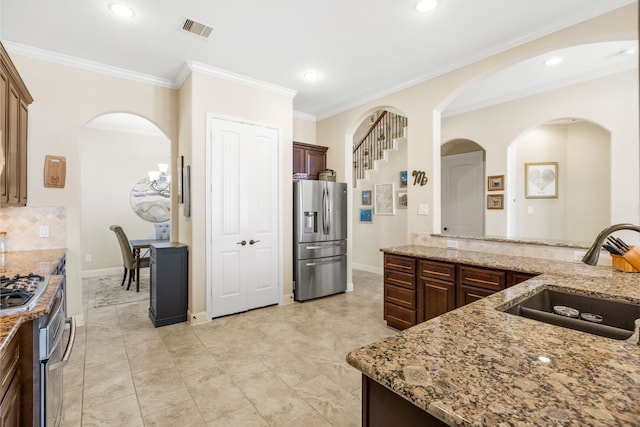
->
148;163;171;195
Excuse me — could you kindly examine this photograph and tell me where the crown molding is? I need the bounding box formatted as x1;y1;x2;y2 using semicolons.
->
2;41;176;89
293;111;316;121
183;61;297;98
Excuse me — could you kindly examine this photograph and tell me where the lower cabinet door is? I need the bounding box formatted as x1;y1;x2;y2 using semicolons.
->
0;369;21;427
420;278;455;322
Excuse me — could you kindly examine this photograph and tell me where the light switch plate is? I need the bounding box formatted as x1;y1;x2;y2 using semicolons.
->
39;225;49;238
418;204;429;215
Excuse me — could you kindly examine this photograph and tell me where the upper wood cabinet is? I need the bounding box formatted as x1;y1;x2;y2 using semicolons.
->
293;141;328;180
1;42;33;207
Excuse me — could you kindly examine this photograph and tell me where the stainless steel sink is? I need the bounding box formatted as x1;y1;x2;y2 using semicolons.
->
500;288;640;340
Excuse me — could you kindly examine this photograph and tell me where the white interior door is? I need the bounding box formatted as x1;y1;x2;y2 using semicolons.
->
441;151;485;236
209;118;279;318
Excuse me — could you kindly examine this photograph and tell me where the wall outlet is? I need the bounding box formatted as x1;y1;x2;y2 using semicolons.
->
446;240;459;249
85;254;92;262
573;250;587;262
39;225;49;238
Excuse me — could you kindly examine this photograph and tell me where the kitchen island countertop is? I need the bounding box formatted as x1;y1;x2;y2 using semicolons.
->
347;245;640;426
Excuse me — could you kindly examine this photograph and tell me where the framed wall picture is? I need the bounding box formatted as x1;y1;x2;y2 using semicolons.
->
374;183;395;215
359;208;373;223
361;190;372;206
525;162;558;198
183;165;191;217
487;175;504;191
397;191;407;209
487;194;504;210
400;171;408;188
177;155;184;204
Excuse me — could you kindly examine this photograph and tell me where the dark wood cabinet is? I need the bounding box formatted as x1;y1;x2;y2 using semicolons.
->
293;141;328;180
1;42;33;207
149;242;188;327
383;254;416;330
383;252;539;329
418;260;455;322
361;375;447;427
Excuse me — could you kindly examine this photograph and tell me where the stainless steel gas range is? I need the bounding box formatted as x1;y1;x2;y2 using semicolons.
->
0;273;49;315
1;272;75;427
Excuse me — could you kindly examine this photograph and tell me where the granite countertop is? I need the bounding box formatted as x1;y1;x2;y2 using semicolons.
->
347;245;640;426
0;249;67;354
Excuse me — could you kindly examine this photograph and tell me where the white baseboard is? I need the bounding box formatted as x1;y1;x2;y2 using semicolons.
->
346;281;354;292
352;263;383;275
81;267;123;278
282;293;295;305
188;310;210;325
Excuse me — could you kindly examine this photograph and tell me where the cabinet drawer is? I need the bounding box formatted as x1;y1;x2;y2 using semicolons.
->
457;284;496;307
384;303;416;330
384;254;415;273
385;284;416;309
418;260;455;282
384;270;415;290
0;335;19;398
459;266;505;291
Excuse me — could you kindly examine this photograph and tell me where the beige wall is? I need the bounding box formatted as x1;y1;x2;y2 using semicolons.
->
7;54;178;320
317;5;638;258
293;116;316;144
180;70;294;320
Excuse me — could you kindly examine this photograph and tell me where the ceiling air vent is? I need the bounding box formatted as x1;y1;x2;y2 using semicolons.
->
181;18;213;39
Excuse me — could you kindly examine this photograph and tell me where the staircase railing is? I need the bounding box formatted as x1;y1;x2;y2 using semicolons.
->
353;111;407;182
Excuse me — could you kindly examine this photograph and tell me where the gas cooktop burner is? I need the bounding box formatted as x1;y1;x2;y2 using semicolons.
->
0;273;49;315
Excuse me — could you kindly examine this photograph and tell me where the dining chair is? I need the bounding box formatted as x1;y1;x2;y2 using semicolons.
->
109;225;150;290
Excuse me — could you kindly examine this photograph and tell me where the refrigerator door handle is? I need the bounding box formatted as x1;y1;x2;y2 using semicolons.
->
324;185;331;235
305;259;340;267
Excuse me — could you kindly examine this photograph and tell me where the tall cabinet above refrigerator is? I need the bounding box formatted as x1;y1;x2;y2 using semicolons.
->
293;180;347;301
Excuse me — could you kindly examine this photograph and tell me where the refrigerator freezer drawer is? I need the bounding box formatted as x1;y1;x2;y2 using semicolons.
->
294;255;347;301
296;240;346;260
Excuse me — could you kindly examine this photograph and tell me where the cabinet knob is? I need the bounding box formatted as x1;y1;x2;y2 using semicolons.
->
249;239;261;245
236;240;247;246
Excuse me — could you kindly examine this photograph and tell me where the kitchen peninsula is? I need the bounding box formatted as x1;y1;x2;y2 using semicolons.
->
347;245;640;426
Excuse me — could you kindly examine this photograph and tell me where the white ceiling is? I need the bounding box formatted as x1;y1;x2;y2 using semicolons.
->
0;0;637;119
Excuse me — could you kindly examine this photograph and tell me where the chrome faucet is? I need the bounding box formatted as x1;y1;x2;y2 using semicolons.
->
582;223;640;265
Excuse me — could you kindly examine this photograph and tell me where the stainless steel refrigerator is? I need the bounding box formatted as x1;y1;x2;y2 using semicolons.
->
293;180;347;301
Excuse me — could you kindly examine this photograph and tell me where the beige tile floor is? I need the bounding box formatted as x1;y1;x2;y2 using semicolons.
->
62;270;395;426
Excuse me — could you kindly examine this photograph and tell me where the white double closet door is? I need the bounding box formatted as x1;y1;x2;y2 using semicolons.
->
208;117;280;319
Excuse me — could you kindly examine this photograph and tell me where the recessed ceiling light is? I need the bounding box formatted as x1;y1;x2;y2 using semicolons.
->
109;3;135;18
543;56;563;66
302;71;321;82
416;0;439;13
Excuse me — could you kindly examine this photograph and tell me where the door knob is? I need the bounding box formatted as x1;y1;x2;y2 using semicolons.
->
249;239;261;245
236;240;247;246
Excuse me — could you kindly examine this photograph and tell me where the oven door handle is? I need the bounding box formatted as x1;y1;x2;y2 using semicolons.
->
49;317;76;371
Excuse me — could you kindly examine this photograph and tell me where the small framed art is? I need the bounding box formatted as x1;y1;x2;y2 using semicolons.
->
525;162;558;198
487;175;504;191
487;194;504;210
361;190;372;206
400;171;408;188
359;208;373;223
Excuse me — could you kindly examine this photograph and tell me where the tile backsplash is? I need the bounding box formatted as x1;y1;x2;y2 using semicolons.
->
0;206;66;251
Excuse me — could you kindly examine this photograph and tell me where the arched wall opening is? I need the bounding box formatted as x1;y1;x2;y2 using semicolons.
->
506;118;610;242
346;106;409;274
80;112;171;274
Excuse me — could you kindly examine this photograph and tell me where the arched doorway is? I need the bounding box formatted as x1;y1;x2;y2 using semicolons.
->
506;118;610;241
80;113;170;274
